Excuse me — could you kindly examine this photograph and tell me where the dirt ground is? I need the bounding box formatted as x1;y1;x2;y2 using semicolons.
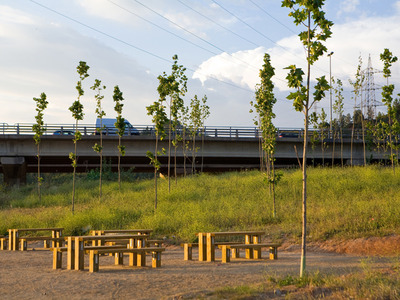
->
0;237;399;300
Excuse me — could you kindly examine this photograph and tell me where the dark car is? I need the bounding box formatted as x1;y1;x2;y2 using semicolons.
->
53;130;75;135
278;132;299;138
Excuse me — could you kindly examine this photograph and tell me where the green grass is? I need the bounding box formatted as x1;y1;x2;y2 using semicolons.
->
0;166;399;243
211;257;400;299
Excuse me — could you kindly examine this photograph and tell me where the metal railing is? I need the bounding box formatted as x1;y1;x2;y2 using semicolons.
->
0;123;367;140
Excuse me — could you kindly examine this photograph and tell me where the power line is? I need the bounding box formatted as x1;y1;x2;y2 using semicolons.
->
248;0;297;35
176;0;260;48
27;0;255;94
107;0;220;58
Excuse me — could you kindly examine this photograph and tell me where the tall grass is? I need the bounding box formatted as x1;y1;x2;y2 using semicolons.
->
0;166;399;242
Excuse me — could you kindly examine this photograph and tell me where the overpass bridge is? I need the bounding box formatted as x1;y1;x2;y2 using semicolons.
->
0;123;389;185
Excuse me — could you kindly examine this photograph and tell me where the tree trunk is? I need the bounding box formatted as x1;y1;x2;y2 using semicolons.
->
154;136;158;210
37;143;41;202
118;135;121;191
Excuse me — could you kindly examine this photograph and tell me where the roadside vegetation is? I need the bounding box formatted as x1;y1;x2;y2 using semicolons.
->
0;166;399;242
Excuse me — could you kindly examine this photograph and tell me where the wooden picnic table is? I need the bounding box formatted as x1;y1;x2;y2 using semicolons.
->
197;231;265;262
90;229;153;235
8;228;64;251
65;234;149;270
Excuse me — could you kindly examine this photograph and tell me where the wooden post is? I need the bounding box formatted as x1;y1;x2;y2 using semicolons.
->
221;245;230;263
253;235;261;259
128;238;137;266
137;237;146;266
74;237;85;270
13;229;19;251
20;238;27;251
232;248;239;259
8;229;13;251
152;251;161;268
206;233;215;262
269;246;278;260
67;236;75;270
137;250;146;267
115;252;124;265
184;243;192;261
245;234;253;259
53;249;62;269
0;238;7;250
89;250;99;273
198;233;207;261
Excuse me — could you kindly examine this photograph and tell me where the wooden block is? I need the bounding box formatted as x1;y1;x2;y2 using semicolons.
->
67;237;75;270
269;247;278;260
198;233;207;261
183;243;192;261
152;251;161;268
13;229;19;251
0;238;8;250
137;251;146;267
232;248;239;259
253;247;262;259
221;245;230;263
129;252;137;266
20;239;27;251
8;230;13;251
245;235;253;259
115;252;124;265
206;233;215;262
52;249;63;269
89;250;99;273
74;238;85;271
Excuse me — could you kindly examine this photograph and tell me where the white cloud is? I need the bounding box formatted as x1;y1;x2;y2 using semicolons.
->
338;0;360;15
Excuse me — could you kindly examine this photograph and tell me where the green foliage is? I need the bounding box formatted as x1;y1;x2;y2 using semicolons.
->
32;92;48;145
1;167;400;242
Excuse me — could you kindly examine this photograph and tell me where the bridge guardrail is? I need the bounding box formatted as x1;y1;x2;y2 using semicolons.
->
0;123;368;140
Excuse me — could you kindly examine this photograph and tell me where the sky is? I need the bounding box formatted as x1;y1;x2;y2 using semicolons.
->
1;0;400;128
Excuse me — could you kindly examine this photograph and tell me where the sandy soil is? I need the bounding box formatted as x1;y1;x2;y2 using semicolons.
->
0;240;397;300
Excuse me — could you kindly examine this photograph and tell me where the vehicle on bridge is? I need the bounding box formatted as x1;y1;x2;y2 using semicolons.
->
53;129;74;135
95;118;139;135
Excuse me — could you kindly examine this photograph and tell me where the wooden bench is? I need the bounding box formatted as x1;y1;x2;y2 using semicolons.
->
197;231;266;262
181;242;242;261
19;237;65;251
88;247;165;272
67;234;149;271
50;245;129;270
0;236;7;250
218;243;281;263
8;228;64;251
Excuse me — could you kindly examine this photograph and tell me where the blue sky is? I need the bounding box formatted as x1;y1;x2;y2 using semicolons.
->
1;0;400;128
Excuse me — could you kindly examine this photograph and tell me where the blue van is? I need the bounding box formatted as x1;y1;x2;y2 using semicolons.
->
95;118;139;135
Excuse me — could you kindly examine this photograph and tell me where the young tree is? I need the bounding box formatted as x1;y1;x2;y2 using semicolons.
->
188;95;208;174
250;53;278;217
319;108;329;166
333;78;344;167
380;48;398;173
32;92;48;202
91;79;106;200
349;56;364;166
69;61;89;213
113;85;125;191
146;100;168;210
200;96;210;173
157;55;187;191
281;0;333;277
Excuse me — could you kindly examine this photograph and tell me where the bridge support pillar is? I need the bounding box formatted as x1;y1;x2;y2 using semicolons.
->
1;157;26;186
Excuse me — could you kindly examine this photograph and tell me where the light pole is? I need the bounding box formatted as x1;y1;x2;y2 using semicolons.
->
327;51;334;136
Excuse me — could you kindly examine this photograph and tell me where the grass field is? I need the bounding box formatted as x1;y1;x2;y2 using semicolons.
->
1;166;400;299
0;166;399;243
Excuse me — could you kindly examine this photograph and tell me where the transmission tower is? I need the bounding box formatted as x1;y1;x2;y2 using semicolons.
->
361;54;382;120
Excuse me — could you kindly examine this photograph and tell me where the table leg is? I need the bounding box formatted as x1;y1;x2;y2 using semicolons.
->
74;237;84;270
253;235;261;259
245;234;253;259
67;236;75;270
8;229;13;251
206;233;215;262
198;233;207;261
13;229;19;251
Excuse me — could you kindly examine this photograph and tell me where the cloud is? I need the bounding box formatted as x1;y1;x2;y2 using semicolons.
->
338;0;360;15
0;6;158;125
